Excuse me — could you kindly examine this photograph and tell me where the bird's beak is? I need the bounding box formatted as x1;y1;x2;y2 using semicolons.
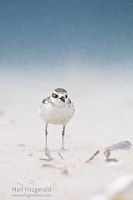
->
60;96;65;102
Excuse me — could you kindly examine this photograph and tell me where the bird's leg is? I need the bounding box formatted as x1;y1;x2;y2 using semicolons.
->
61;125;66;151
45;123;49;152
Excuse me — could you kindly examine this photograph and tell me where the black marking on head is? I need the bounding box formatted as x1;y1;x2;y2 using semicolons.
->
42;98;47;104
52;93;58;98
55;88;67;94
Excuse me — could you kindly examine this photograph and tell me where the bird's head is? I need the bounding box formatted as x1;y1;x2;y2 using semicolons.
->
51;88;68;106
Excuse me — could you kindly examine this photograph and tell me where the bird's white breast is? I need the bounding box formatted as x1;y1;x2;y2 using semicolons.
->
39;101;75;125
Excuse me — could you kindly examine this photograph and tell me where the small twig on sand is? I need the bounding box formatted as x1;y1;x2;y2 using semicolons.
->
85;150;100;163
58;151;64;160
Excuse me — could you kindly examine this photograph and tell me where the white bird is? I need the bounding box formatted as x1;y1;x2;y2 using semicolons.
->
39;88;75;151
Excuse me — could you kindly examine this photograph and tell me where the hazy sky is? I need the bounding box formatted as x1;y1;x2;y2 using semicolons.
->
0;0;133;71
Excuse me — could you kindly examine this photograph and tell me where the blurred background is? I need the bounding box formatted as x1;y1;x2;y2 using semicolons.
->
0;0;133;77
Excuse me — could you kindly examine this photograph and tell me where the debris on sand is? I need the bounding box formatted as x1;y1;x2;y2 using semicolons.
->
105;141;132;151
104;141;132;162
104;149;119;162
40;140;132;166
85;141;132;163
85;150;100;163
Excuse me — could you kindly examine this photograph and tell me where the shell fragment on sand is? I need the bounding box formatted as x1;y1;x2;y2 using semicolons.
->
105;141;132;152
104;141;132;162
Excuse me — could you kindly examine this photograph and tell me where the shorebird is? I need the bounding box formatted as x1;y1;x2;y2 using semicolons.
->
39;88;75;151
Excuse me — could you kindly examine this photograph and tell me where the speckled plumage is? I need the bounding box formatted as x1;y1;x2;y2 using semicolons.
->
42;97;54;106
40;96;74;125
41;96;72;108
54;88;67;94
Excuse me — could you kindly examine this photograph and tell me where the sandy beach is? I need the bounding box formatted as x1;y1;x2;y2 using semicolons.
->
0;70;133;200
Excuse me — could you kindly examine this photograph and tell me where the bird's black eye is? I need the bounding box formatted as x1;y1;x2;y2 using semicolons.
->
52;93;58;98
65;95;68;98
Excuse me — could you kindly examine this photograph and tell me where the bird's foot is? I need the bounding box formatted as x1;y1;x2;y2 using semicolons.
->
44;147;50;153
60;147;66;152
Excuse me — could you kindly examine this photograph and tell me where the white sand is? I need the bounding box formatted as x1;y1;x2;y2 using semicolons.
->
0;70;133;200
